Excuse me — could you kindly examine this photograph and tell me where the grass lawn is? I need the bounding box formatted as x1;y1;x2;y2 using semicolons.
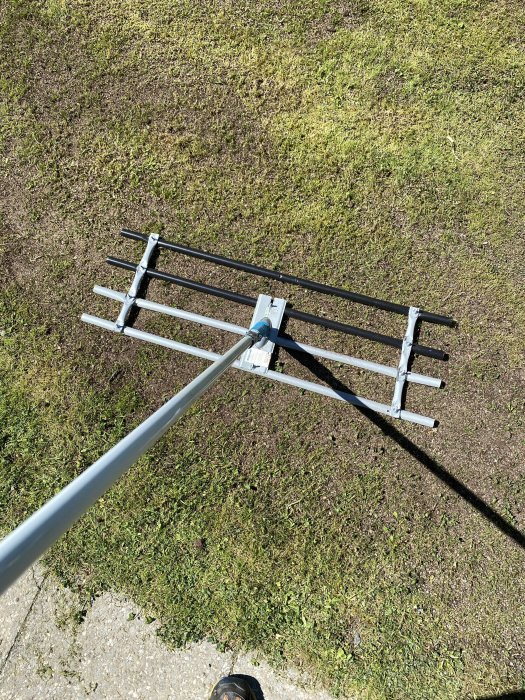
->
1;0;524;698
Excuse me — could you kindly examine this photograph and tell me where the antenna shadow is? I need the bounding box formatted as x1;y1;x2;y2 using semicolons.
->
284;347;525;551
476;694;525;699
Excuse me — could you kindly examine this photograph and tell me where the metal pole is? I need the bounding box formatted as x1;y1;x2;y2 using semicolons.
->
0;319;270;596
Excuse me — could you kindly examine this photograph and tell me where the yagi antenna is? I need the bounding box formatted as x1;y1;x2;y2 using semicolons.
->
0;229;454;593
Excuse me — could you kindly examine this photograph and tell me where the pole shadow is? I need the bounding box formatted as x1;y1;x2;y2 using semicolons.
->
282;344;525;551
476;694;525;699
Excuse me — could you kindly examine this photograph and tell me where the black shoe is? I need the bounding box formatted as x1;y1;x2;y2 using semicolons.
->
209;675;256;700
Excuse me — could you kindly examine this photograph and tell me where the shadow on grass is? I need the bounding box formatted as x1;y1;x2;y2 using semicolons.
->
284;346;525;551
476;693;525;699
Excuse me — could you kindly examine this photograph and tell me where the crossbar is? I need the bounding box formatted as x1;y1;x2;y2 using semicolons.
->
115;233;158;330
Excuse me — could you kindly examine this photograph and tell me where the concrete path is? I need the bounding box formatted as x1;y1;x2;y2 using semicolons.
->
0;568;336;700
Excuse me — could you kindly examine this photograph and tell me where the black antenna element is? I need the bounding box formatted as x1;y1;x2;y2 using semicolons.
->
107;256;447;361
120;228;455;327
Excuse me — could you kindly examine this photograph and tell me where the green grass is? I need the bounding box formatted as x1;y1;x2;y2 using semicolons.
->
1;1;525;698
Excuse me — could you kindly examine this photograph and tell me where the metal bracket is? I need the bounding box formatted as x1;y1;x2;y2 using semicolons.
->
390;306;420;418
115;233;159;331
239;294;286;373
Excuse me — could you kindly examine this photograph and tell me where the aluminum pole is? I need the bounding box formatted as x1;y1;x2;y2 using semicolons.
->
0;319;270;595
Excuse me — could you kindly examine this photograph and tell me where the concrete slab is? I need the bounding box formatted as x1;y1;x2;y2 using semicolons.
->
0;569;338;700
76;593;233;699
0;569;43;670
0;572;89;699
